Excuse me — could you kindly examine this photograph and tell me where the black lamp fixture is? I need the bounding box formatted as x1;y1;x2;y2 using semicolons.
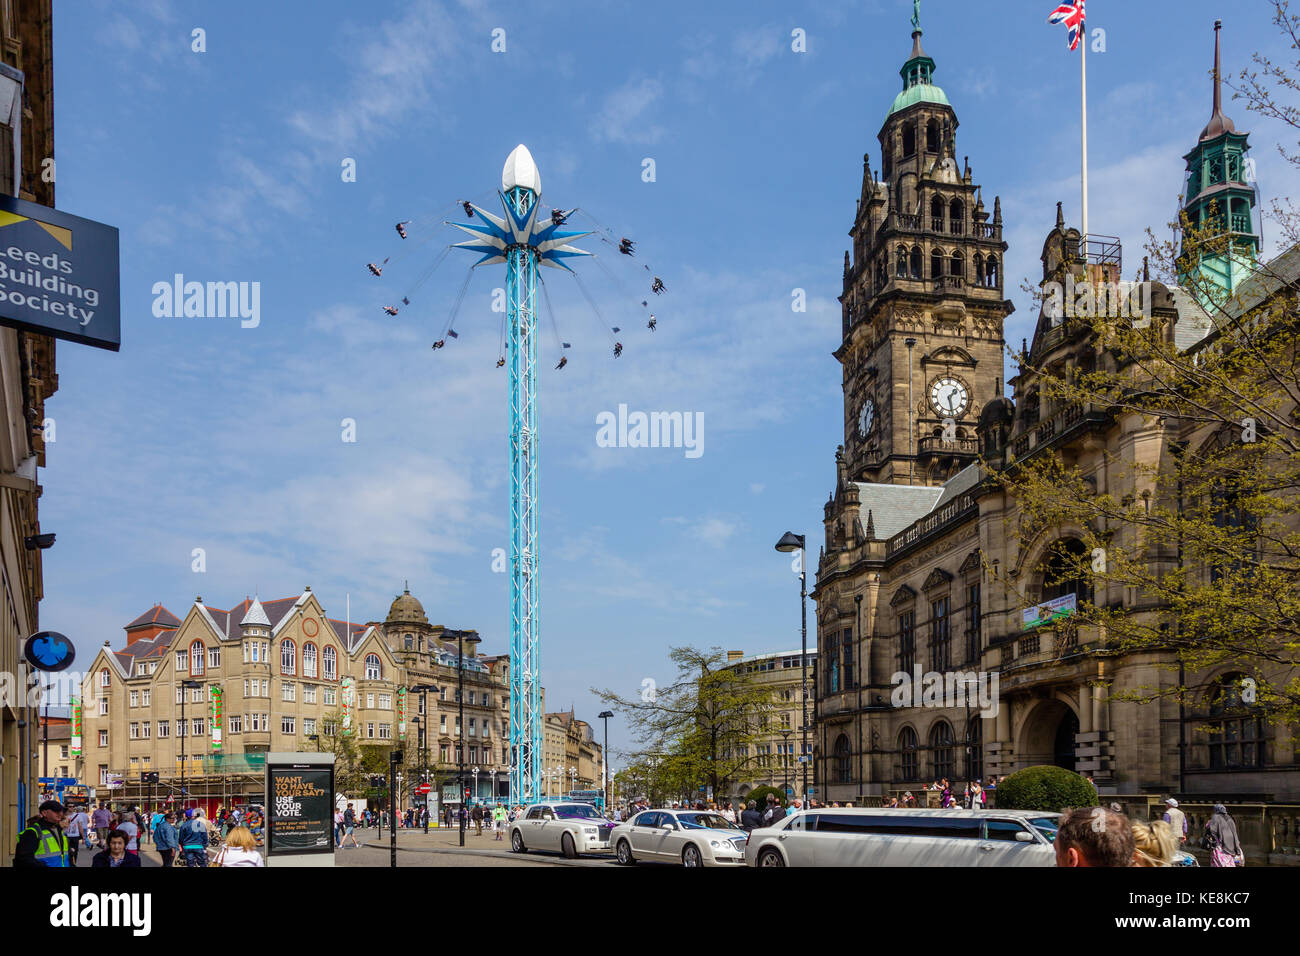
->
774;531;805;554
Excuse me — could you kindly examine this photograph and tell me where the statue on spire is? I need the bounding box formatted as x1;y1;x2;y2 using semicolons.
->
911;0;921;32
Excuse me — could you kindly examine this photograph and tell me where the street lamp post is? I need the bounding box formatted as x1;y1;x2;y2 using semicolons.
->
179;679;203;813
409;682;440;833
598;711;613;812
389;749;402;868
453;630;481;847
779;728;793;797
570;766;577;794
775;532;810;801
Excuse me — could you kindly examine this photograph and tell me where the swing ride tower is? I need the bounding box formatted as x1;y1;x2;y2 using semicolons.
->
450;145;592;805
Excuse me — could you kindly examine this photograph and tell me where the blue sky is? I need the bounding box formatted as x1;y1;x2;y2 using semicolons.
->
44;0;1300;764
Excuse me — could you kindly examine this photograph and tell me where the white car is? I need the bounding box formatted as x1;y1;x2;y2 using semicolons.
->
745;808;1061;867
610;809;748;867
509;802;615;858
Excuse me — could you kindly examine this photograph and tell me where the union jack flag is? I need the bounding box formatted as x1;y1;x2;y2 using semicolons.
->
1048;1;1086;51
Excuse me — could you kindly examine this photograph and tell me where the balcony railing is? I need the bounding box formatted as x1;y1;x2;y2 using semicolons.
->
885;490;979;558
917;435;979;456
1012;401;1099;459
934;275;966;293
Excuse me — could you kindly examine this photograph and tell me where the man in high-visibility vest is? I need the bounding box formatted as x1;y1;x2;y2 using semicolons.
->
13;800;70;868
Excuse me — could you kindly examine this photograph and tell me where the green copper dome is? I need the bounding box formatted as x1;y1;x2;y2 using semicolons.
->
888;82;950;118
886;28;949;119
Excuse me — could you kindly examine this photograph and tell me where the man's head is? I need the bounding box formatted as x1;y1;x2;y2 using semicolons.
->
792;799;803;810
1165;798;1179;808
1055;806;1135;867
38;800;64;825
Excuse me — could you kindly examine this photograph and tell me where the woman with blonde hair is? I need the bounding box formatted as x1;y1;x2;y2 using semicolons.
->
214;825;265;867
1131;819;1179;866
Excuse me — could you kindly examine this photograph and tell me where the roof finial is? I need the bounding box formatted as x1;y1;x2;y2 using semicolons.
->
911;0;921;32
1213;20;1223;118
1056;201;1065;229
1201;20;1236;140
404;579;409;593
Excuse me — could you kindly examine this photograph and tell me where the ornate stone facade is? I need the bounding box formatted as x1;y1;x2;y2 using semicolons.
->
812;18;1299;804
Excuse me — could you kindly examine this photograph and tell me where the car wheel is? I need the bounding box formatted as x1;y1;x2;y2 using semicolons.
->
511;830;526;853
757;847;786;868
616;839;636;866
561;833;578;859
682;844;703;868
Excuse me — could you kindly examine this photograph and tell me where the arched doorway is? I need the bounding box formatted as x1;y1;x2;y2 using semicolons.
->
1018;698;1079;770
1053;710;1079;770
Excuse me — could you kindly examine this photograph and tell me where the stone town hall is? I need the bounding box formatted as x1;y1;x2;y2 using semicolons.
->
811;18;1300;803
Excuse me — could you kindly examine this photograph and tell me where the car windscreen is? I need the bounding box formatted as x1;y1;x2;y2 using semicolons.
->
677;813;736;831
555;804;603;820
1027;816;1059;842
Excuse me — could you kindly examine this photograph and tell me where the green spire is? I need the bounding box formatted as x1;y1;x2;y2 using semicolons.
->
1179;20;1259;302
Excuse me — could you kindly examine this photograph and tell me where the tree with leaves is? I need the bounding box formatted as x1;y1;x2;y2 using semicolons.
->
593;645;780;801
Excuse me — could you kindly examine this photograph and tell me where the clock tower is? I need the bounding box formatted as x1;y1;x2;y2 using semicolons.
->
837;16;1012;486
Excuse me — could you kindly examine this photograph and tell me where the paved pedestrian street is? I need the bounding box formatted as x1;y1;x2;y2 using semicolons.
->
72;828;615;868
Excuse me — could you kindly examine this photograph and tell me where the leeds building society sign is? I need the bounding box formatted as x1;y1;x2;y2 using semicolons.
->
0;194;120;351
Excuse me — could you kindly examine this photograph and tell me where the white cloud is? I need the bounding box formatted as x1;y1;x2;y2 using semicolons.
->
589;77;666;146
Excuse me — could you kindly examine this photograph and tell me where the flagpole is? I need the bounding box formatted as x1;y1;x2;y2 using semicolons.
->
1080;10;1089;250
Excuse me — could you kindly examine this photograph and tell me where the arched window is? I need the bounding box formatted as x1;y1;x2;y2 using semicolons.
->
1210;478;1257;583
323;645;337;680
974;252;984;283
898;727;919;780
190;641;205;676
926;118;940;153
404;633;414;651
834;734;852;784
949;199;964;234
929;721;955;781
984;255;999;288
930;196;945;231
100;668;110;688
902;124;916;157
280;640;296;676
950;251;964;278
931;248;945;279
302;642;318;679
1204;674;1264;769
365;654;382;680
896;246;908;277
910;246;922;280
1041;538;1091;606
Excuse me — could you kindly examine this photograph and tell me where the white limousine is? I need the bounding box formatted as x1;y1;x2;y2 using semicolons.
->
744;808;1061;867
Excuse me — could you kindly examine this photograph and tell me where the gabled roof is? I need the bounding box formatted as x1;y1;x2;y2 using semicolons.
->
853;483;944;540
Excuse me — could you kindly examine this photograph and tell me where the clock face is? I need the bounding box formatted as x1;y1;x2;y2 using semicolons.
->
930;378;970;417
857;400;875;437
